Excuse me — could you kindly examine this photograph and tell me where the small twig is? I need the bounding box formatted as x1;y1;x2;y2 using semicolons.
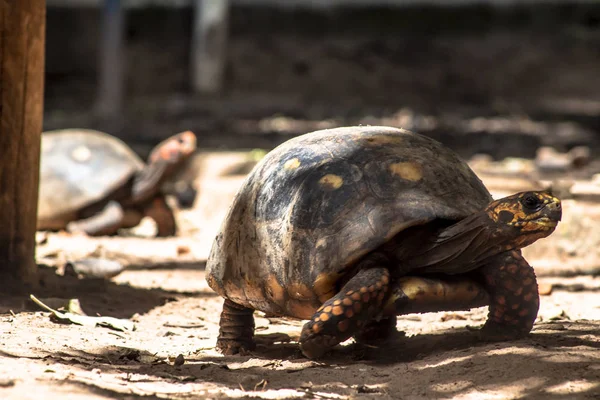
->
163;322;205;329
254;379;268;391
107;331;127;339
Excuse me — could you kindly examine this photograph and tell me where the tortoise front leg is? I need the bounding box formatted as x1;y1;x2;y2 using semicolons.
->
479;250;539;340
143;195;177;237
300;267;391;359
216;299;256;355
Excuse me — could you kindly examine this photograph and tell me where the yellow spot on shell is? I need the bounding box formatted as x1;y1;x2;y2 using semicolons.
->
265;275;285;304
284;158;301;170
319;174;344;190
389;162;423;182
312;323;322;333
316;238;328;249
71;145;92;163
314;272;339;301
287;282;314;300
223;281;246;304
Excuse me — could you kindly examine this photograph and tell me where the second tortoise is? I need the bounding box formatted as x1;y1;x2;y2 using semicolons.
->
38;129;197;237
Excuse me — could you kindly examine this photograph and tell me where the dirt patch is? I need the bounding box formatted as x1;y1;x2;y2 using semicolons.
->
1;267;599;399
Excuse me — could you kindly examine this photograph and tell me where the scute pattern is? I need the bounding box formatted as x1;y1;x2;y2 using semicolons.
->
206;126;493;318
38;129;143;223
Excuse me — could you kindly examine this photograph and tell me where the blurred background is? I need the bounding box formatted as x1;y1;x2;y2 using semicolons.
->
44;0;599;157
39;0;600;270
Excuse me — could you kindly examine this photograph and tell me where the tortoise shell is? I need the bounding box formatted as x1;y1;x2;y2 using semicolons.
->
206;126;493;320
38;129;144;228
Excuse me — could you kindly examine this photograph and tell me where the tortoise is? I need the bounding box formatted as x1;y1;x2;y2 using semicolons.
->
37;129;197;237
205;126;562;359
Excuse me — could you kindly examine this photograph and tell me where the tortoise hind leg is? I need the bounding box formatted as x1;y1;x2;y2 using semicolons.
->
300;267;391;359
479;250;539;340
216;299;256;355
67;201;126;236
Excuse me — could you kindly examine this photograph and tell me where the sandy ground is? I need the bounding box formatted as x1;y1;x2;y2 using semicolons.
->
1;152;600;400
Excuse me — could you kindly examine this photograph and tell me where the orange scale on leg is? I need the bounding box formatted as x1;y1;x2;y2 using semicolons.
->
312;323;323;333
518;309;530;317
332;306;344;316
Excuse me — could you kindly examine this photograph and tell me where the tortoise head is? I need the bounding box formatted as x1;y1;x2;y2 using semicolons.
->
149;130;197;168
130;131;197;203
486;190;562;248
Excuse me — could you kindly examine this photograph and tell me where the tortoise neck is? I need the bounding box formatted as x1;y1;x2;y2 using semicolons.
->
130;160;174;203
404;211;515;274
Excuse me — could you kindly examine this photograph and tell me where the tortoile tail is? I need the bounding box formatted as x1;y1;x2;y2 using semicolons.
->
206;126;562;359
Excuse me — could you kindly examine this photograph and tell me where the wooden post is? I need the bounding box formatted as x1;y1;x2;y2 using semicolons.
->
0;0;46;287
95;0;125;127
191;0;229;93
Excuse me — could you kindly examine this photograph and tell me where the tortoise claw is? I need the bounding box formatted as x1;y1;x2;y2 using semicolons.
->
478;322;532;342
299;335;339;359
216;338;256;355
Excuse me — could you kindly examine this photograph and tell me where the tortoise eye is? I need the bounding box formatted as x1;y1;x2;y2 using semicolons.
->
521;193;542;211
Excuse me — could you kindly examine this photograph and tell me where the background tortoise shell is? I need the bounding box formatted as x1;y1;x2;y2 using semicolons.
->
206;126;493;320
38;129;145;229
